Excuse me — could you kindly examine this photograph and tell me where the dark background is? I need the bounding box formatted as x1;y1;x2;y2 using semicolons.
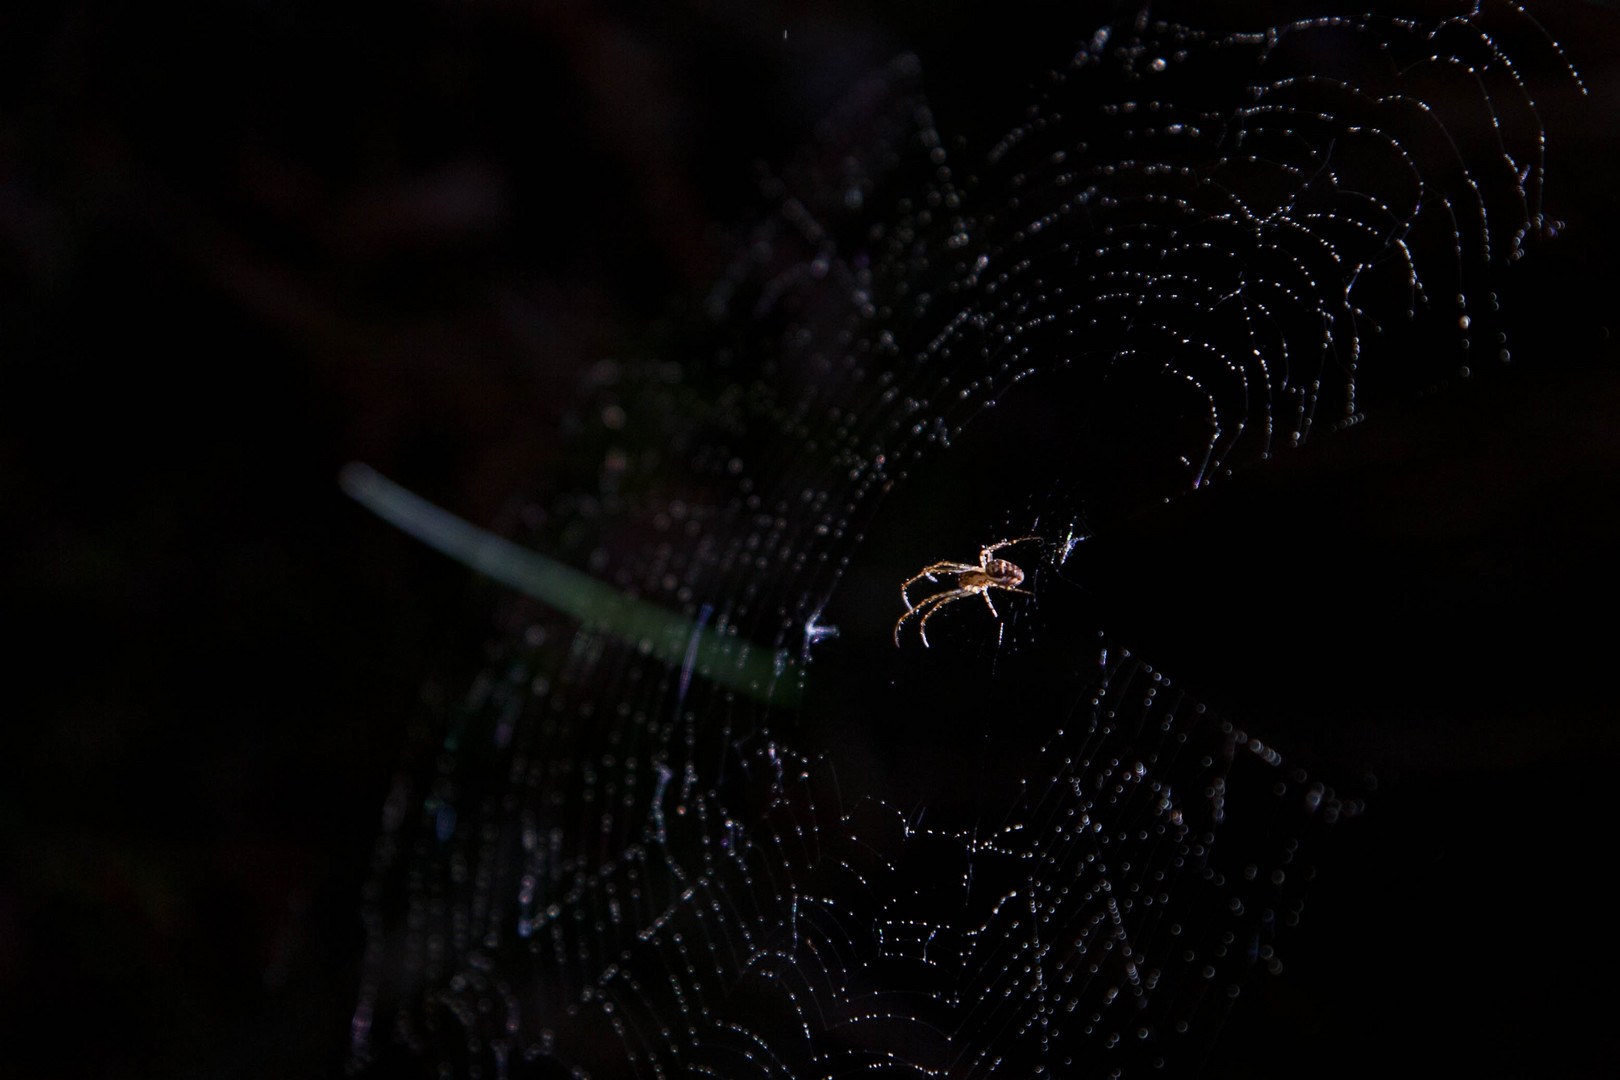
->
5;1;1620;1077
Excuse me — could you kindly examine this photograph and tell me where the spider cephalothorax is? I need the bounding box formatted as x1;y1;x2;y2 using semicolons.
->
893;536;1041;647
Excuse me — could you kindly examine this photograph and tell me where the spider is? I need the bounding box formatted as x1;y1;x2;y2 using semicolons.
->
893;536;1042;647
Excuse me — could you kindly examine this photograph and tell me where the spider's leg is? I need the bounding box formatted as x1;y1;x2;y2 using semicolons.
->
915;588;973;648
983;583;1035;618
981;535;1043;562
894;590;956;645
981;590;998;618
900;562;978;609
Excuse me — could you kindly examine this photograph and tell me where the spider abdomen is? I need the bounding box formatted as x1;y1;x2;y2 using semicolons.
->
982;559;1023;587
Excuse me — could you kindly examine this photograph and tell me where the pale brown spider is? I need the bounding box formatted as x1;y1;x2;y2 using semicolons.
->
894;536;1042;647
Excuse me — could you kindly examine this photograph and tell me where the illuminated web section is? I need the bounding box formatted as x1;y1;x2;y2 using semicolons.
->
349;5;1579;1078
354;611;1348;1076
872;4;1581;491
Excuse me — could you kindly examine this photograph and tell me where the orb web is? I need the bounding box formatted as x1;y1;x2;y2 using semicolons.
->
349;5;1580;1077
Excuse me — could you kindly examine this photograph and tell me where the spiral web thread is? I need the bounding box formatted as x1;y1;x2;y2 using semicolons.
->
350;5;1580;1077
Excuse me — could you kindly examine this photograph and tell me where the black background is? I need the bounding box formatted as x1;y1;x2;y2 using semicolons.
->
5;1;1620;1077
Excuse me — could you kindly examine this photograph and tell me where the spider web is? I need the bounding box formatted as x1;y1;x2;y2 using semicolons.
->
348;4;1584;1077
